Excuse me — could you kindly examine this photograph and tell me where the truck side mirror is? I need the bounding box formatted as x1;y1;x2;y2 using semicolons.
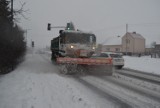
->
47;23;51;30
59;30;64;34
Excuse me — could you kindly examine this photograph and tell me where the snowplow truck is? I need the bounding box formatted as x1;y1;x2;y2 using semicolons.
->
50;26;113;75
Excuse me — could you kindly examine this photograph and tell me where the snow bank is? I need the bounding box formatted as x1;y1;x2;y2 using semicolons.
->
123;56;160;75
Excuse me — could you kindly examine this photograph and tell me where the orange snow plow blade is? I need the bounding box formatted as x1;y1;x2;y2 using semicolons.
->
56;57;112;65
56;57;113;75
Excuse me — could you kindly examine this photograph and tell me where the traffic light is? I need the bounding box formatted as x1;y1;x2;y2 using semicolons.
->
47;23;51;30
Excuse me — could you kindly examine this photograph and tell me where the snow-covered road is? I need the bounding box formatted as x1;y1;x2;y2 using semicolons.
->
0;50;160;108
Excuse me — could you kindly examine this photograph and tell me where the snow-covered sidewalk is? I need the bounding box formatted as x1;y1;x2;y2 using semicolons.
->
0;54;98;108
123;56;160;75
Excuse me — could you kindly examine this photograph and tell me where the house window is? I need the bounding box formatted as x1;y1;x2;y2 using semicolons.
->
106;48;110;51
125;47;129;52
115;48;120;52
126;39;130;44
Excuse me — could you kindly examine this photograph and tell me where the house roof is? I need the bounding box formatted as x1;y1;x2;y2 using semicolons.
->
127;32;145;39
156;41;160;44
102;36;121;45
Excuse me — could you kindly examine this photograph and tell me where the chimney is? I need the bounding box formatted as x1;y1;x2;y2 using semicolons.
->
133;31;136;34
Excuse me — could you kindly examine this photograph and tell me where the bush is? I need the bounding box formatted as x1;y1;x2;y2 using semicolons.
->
0;0;26;74
0;22;26;74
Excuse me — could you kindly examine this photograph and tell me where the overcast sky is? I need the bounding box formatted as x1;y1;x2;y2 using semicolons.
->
14;0;160;48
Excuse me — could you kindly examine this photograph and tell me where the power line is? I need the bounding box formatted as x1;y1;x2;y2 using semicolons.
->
129;23;160;26
94;24;125;32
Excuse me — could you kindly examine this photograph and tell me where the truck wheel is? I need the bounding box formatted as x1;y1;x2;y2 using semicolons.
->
59;64;68;74
66;64;77;74
116;66;123;69
51;51;55;60
59;64;77;75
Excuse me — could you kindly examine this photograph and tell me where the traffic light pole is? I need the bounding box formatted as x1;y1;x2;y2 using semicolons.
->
47;23;66;54
47;23;65;31
51;26;66;28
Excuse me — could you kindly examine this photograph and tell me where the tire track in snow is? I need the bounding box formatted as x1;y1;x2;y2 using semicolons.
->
41;53;148;107
114;71;160;93
73;76;133;108
93;75;160;107
40;52;160;107
35;53;95;108
40;53;131;107
116;69;160;85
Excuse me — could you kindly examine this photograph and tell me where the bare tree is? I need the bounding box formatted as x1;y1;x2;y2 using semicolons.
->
0;0;26;74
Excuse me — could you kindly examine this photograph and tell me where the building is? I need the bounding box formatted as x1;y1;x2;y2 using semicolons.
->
145;48;153;55
97;32;145;55
122;32;145;55
97;35;122;53
152;44;160;58
101;45;122;52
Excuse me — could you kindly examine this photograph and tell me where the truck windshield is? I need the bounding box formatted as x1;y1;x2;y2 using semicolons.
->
65;33;96;44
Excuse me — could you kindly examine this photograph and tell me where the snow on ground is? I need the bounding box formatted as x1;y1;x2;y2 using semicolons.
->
0;53;98;108
0;48;160;108
1;50;122;108
123;56;160;75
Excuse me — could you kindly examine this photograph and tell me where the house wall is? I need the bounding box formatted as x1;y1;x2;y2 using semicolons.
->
122;34;134;53
101;45;122;52
122;33;145;54
134;38;145;53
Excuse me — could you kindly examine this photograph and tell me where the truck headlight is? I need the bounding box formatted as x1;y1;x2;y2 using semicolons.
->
71;45;74;49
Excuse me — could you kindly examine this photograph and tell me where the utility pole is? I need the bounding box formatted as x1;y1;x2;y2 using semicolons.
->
126;24;128;55
11;0;13;22
126;24;128;34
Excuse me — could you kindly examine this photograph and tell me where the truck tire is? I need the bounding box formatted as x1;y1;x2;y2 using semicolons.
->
59;64;78;75
116;65;123;69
